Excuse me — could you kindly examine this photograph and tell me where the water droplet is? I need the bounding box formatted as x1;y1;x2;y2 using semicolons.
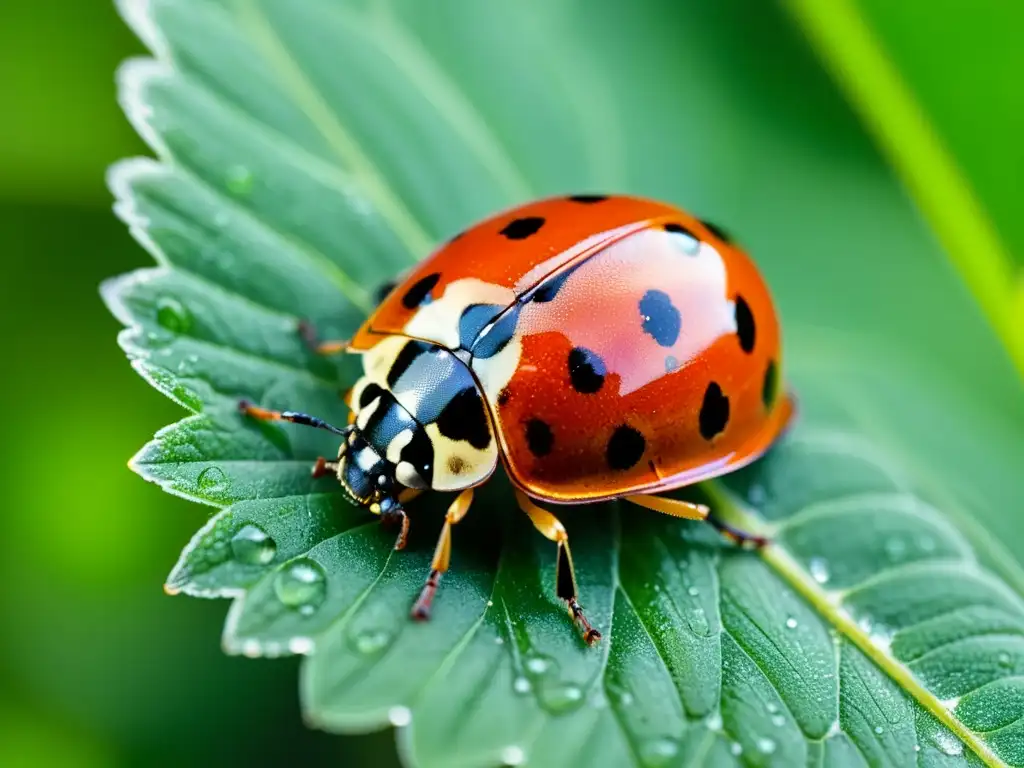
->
809;557;830;584
756;737;776;755
494;636;504;645
231;524;276;565
874;726;884;735
512;677;531;695
730;742;743;756
884;536;907;561
501;746;525;766
487;600;494;607
705;713;723;731
156;297;192;334
225;165;254;195
274;558;327;613
351;629;392;656
918;535;937;553
771;714;786;727
932;729;963;756
914;745;921;753
766;702;778;714
288;637;314;654
998;652;1012;667
240;639;262;658
525;655;552;677
196;466;229;495
388;706;411;727
785;617;798;629
687;586;699;597
639;738;678;767
541;684;583;713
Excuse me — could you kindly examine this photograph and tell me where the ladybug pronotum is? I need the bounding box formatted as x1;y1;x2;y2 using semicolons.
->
240;194;794;644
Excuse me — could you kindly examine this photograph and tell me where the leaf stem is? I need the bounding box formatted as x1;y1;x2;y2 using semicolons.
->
705;481;1005;768
783;0;1024;379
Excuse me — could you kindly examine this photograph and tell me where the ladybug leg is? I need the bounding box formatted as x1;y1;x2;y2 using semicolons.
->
514;490;601;646
297;320;350;356
411;488;474;621
626;494;767;549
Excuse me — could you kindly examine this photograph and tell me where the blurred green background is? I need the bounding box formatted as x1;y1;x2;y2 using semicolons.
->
0;1;1019;767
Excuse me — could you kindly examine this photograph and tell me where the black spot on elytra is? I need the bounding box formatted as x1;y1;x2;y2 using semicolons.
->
568;347;606;394
639;290;682;347
763;360;779;409
568;195;608;204
358;382;385;408
500;217;545;240
606;425;646;470
497;388;511;406
701;219;732;242
387;340;430;388
525;419;554;457
436;388;491;450
401;272;440;309
734;295;756;354
374;280;397;305
531;270;572;303
699;382;730;440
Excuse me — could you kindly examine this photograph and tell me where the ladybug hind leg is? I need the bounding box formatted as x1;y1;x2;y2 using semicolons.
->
626;494;768;549
514;490;601;646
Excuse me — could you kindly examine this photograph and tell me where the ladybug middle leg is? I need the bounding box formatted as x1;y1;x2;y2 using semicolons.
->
514;490;602;646
411;488;474;621
297;320;350;355
626;494;768;549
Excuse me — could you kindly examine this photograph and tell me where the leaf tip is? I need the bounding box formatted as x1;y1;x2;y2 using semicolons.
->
163;582;181;596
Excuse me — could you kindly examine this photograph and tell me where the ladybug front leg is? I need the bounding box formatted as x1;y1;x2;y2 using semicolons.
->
514;490;601;646
410;488;475;620
626;494;768;549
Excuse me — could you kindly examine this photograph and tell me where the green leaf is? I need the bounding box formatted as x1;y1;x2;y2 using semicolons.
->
103;0;1024;766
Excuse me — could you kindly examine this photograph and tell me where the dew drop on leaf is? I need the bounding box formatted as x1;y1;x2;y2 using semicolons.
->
932;729;963;756
756;737;777;755
230;524;276;565
501;746;526;766
388;706;411;727
288;637;314;654
772;714;786;727
225;165;255;195
874;726;883;735
525;654;553;677
539;683;583;713
883;536;907;561
350;629;393;656
196;466;229;495
808;557;830;584
155;297;192;334
639;737;679;767
785;617;798;629
274;558;327;613
730;742;743;756
512;677;531;695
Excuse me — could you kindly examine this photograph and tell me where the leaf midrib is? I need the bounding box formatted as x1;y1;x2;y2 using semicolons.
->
706;482;1004;767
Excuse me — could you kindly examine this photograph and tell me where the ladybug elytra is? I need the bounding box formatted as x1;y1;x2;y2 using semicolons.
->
241;194;794;644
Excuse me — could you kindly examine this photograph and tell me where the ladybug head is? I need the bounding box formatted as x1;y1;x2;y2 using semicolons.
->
333;416;431;516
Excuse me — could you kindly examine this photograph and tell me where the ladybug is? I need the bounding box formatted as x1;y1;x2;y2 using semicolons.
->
241;194;794;645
